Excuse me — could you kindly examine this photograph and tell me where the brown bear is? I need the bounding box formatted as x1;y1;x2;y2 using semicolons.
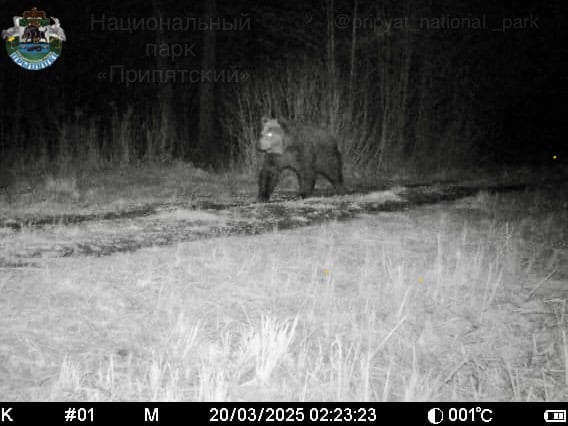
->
257;117;343;201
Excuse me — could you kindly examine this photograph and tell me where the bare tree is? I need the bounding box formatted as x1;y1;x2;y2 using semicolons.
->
152;0;175;162
198;0;218;166
347;0;358;122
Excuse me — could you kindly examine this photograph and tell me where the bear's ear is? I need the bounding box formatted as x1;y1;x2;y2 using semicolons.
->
261;116;270;125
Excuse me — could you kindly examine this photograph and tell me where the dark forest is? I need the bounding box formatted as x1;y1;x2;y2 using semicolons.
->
0;0;564;177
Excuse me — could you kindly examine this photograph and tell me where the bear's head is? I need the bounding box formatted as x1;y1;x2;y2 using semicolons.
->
257;117;287;154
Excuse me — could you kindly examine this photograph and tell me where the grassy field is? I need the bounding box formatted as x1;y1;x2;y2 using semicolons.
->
0;162;249;219
0;168;566;401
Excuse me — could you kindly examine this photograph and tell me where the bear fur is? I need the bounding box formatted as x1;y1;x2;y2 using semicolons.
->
257;117;343;201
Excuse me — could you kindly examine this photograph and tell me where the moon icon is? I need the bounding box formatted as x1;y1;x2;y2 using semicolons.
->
427;408;443;424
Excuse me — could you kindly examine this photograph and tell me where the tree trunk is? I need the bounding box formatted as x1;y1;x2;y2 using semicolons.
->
325;0;338;129
198;0;218;167
152;0;175;162
347;0;358;123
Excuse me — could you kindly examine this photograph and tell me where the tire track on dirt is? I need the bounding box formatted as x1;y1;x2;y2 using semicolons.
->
0;184;531;267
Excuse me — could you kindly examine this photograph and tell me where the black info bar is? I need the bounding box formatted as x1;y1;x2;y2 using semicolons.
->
0;402;566;425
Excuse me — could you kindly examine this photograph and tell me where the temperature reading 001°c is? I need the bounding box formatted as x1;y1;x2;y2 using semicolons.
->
427;407;493;424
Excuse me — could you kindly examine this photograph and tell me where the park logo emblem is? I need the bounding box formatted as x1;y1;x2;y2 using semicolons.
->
1;7;66;70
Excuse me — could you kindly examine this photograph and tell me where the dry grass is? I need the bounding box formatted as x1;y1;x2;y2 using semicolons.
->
0;184;566;401
0;162;253;219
